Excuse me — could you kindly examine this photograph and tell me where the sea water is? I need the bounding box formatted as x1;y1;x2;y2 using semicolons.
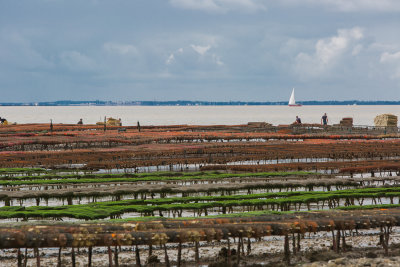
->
0;105;399;126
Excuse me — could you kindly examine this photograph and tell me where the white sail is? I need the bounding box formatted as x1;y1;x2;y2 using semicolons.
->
288;88;296;105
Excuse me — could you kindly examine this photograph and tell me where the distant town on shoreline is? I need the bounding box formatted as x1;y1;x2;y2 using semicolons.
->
0;100;400;106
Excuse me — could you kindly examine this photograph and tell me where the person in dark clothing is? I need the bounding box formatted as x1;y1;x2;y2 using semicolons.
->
77;118;83;125
321;113;328;125
295;116;302;124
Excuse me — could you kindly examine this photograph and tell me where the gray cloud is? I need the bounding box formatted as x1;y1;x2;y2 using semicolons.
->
380;51;400;79
0;0;399;102
59;51;97;72
294;27;364;79
169;0;266;13
279;0;400;12
0;30;53;70
103;42;138;56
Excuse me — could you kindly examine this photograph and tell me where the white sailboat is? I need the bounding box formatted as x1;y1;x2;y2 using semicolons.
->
288;88;302;107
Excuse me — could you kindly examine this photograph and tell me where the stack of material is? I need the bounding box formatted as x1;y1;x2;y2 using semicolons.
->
106;117;122;126
340;117;353;127
248;122;272;128
96;117;122;126
374;114;398;127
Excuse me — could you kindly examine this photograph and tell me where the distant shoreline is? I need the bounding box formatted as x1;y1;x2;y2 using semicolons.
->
1;100;400;106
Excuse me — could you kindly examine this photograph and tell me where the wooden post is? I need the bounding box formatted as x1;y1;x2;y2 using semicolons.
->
240;236;244;256
148;244;152;257
331;230;336;252
382;234;388;256
135;245;141;267
292;233;296;255
23;248;28;267
379;227;384;246
385;227;390;256
247;238;251;256
177;242;182;267
34;247;41;267
341;230;346;252
284;234;290;265
88;247;92;267
71;247;76;267
164;244;170;267
114;246;119;267
57;247;62;267
236;237;241;265
107;246;112;267
227;238;232;266
382;226;390;256
297;233;301;252
195;241;200;265
336;230;341;252
17;248;22;267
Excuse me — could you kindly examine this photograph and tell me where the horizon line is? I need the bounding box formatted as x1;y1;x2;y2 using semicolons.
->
1;100;400;106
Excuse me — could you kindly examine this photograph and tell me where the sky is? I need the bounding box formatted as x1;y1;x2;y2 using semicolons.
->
1;0;400;102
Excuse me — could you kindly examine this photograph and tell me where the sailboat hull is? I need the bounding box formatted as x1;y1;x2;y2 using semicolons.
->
289;104;302;107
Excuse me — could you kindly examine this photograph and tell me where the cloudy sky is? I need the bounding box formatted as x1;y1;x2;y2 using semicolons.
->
1;0;400;102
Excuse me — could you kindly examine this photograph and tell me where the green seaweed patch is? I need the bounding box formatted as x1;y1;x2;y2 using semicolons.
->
336;204;400;210
1;187;400;220
0;171;315;184
0;168;47;174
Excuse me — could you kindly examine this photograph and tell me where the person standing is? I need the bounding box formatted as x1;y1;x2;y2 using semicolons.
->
294;116;301;124
321;113;328;125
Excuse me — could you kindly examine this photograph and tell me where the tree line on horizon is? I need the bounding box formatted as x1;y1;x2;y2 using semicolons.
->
0;100;400;106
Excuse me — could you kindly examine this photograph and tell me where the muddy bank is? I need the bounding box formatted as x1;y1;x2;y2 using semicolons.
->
1;231;399;266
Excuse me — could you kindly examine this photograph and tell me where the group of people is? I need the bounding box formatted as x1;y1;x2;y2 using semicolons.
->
294;113;328;125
